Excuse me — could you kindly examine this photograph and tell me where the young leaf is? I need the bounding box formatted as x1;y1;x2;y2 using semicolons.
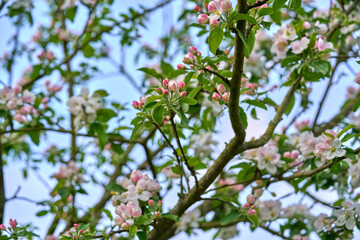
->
209;28;224;55
353;97;360;112
153;106;164;125
233;13;257;24
180;97;197;105
273;0;288;11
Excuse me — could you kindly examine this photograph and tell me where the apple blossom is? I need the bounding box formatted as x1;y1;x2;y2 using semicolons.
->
291;37;310;54
197;14;209;25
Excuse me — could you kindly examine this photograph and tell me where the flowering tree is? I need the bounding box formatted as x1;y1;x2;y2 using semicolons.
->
1;0;360;239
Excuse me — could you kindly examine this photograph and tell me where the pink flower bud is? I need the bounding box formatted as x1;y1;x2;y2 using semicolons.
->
14;114;25;123
155;211;161;216
205;65;213;71
132;100;140;109
210;19;220;28
156;87;162;93
168;80;178;92
162;78;169;87
189;46;198;54
9;219;17;228
148;199;155;206
74;223;79;228
0;224;5;230
246;194;255;204
224;49;230;56
284;151;292;158
355;73;360;85
163;89;169;95
247;83;257;89
248;209;256;216
256;180;263;186
217;84;226;94
221;0;232;12
303;21;311;30
177;64;186;70
14;85;22;94
197;14;209;25
254;189;263;198
6;100;16;110
180;91;187;97
212;92;221;101
158;200;162;205
42;97;49;104
79;230;83;234
244;202;250;209
21;105;33;114
222;92;230;102
291;150;300;159
178;81;185;90
208;1;218;13
193;5;202;12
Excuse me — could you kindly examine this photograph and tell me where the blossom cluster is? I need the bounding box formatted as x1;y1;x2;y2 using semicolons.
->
111;170;161;229
271;24;333;59
244;128;347;175
0;86;37;123
196;0;232;28
67;87;102;131
53;161;84;185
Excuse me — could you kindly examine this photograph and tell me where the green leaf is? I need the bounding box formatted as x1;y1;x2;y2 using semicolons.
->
239;107;248;128
284;95;295;115
160;60;174;75
273;0;288;11
83;44;95;58
153;106;164;125
175;110;189;126
234;29;249;57
353;97;360;112
245;30;256;58
92;89;109;98
65;6;77;22
36;210;48;217
208;28;224;55
281;55;301;67
180;97;197;105
233;13;257;24
248;214;259;227
106;182;125;192
137;232;147;240
131;122;143;140
96;109;117;122
94;123;108;148
221;212;242;225
131;116;145;126
129;225;137;238
243;99;267;110
188;86;202;98
337;124;355;138
138;67;162;79
309;60;331;75
102;209;113;221
184;72;194;86
162;213;179;222
289;0;301;10
28;131;40;145
258;7;273;17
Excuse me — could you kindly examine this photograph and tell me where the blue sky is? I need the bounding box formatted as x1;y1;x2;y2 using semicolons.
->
1;0;360;239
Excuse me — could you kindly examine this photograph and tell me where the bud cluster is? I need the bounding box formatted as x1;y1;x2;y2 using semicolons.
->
212;84;230;103
196;0;232;28
132;96;147;110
